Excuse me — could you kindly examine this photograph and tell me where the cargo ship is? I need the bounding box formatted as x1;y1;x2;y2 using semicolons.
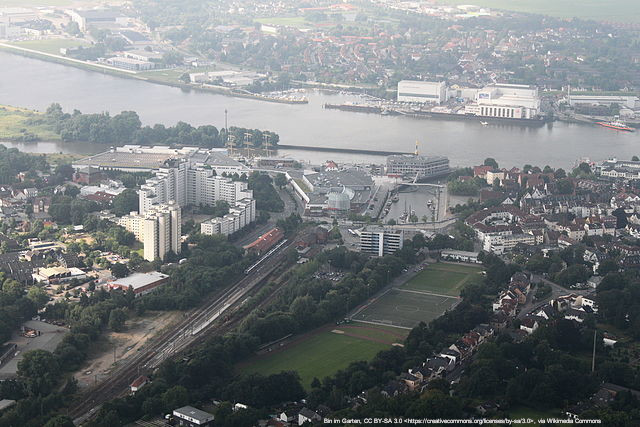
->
597;117;634;132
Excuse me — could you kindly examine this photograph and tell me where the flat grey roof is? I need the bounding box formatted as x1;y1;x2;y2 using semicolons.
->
306;169;373;188
74;151;175;170
110;272;169;290
173;406;214;423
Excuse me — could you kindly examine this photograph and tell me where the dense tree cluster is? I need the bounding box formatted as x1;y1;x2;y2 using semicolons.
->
0;145;48;185
248;172;284;212
43;104;278;148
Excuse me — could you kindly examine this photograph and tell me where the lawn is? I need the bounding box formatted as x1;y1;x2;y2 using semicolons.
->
436;0;640;23
401;263;483;297
352;288;459;329
10;39;91;55
0;105;60;142
239;328;391;389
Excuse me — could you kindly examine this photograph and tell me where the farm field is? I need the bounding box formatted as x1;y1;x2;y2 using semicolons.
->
352;288;459;329
239;324;405;389
401;263;484;297
437;0;640;23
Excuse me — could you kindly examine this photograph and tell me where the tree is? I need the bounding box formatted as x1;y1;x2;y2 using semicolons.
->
274;173;287;188
26;286;49;308
556;179;574;194
44;415;75;427
108;308;127;332
632;156;639;161
110;263;130;278
483;158;499;169
17;349;60;395
112;189;139;216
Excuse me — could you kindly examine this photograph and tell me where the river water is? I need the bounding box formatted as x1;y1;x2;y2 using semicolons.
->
1;51;638;168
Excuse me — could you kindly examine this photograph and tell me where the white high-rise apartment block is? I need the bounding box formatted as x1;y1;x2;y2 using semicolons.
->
139;160;253;215
200;198;256;237
115;202;181;261
143;202;181;262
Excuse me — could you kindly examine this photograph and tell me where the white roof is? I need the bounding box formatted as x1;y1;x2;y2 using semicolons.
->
110;271;168;290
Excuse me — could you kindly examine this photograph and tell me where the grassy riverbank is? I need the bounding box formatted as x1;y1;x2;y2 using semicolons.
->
0;105;60;142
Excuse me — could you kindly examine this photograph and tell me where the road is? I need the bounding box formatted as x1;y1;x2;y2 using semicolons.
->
68;240;294;425
516;274;595;320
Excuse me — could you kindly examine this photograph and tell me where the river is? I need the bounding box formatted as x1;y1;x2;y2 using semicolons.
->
1;51;638;168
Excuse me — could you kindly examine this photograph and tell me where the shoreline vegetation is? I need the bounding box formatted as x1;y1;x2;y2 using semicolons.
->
0;103;279;150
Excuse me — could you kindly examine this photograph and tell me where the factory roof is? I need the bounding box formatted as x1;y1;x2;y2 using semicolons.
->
109;271;169;290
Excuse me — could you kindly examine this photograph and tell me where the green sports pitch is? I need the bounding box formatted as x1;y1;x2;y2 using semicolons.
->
401;263;483;297
238;325;403;389
352;288;459;329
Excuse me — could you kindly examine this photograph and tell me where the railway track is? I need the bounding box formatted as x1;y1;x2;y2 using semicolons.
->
68;241;293;425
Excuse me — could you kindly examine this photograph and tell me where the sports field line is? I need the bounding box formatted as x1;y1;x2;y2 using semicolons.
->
352;319;413;330
394;288;459;299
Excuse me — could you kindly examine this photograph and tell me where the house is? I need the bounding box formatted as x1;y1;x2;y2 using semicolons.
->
520;316;539;334
130;375;148;393
298;408;322;425
399;372;421;391
603;333;617;347
381;379;408;397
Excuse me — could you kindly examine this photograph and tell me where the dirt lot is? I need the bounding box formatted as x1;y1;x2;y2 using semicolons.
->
74;310;181;388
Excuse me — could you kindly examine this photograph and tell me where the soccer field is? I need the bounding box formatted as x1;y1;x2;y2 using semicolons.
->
239;327;397;388
352;289;459;329
401;263;483;297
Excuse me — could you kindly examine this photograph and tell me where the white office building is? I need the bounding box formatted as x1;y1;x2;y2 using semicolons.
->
397;80;447;104
359;228;404;256
464;83;541;119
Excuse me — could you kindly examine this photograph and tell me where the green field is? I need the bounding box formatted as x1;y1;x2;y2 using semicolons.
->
240;327;396;388
10;39;91;55
402;263;483;297
0;105;60;142
437;0;640;23
352;289;459;329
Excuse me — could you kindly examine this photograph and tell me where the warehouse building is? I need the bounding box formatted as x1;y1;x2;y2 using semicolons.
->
107;271;170;297
397;80;447;104
172;406;214;427
464;83;541;119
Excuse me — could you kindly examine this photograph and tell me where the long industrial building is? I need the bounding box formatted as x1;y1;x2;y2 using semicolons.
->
397;80;447;104
464;83;541;119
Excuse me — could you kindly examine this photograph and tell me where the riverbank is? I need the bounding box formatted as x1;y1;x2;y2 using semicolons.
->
0;43;306;105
